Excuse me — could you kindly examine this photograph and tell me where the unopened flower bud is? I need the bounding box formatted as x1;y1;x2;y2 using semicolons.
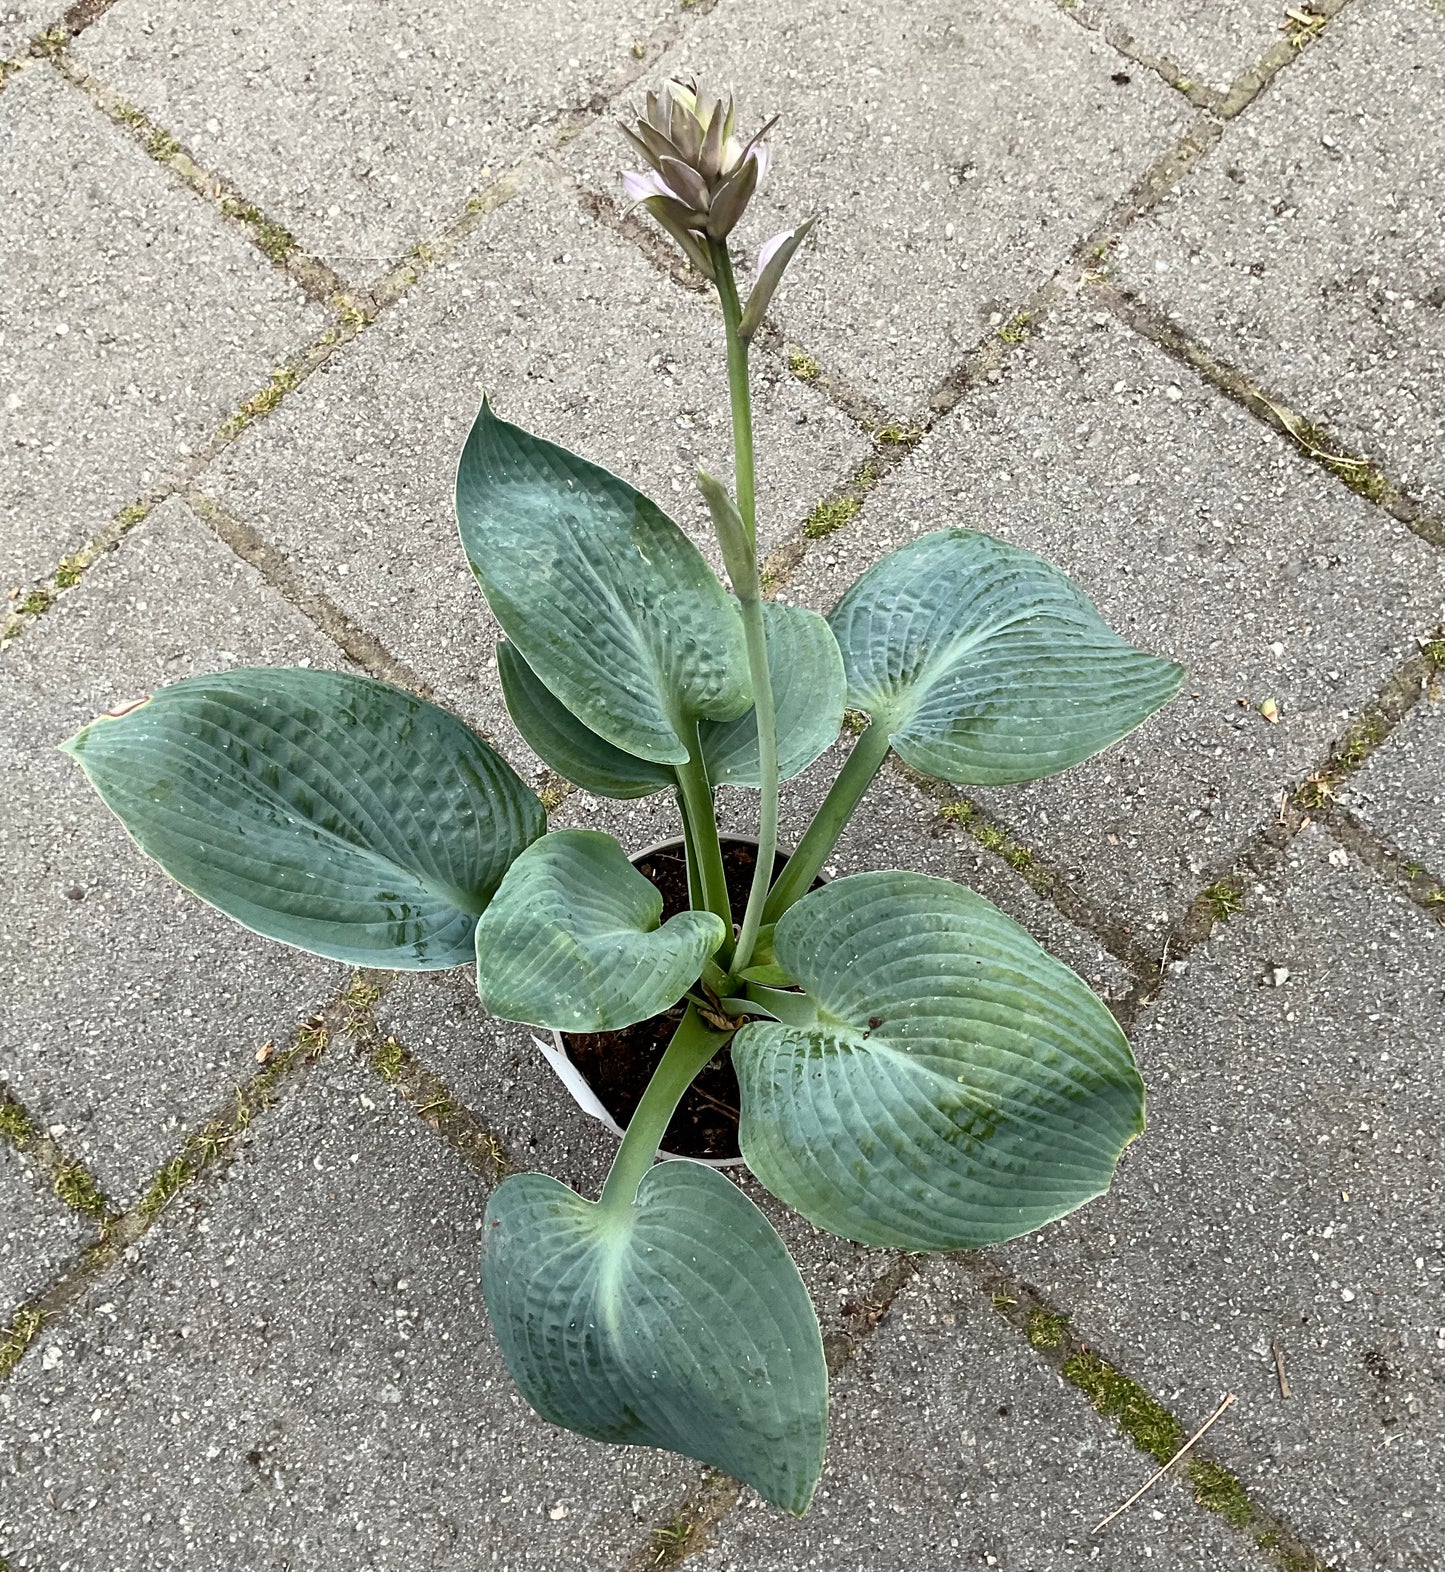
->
620;77;776;263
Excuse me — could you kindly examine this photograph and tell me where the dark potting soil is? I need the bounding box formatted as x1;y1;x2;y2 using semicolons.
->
561;838;791;1161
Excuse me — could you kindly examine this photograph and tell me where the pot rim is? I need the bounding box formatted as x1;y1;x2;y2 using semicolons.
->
537;831;772;1170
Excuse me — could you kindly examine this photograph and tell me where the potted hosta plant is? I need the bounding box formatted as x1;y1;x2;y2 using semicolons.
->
64;79;1183;1513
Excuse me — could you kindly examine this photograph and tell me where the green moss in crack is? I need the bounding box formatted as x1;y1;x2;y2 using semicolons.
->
1187;1455;1254;1529
52;555;84;588
0;1099;34;1147
0;1304;44;1378
999;311;1033;345
1062;1347;1183;1465
787;349;821;383
31;27;68;59
138;1155;190;1222
220;366;299;441
219;197;297;264
146;126;181;160
53;1161;109;1220
804;495;861;539
18;588;53;616
1025;1307;1069;1350
372;1037;405;1083
537;778;571;813
1201;880;1243;922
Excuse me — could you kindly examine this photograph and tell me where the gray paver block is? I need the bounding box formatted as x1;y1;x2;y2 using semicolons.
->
571;0;1190;416
0;1145;89;1323
1344;695;1445;876
203;168;867;750
74;0;678;272
0;1049;689;1570
781;299;1445;935
1;8;43;58
1066;0;1288;94
696;1259;1274;1571
1003;826;1445;1569
0;500;347;1204
0;64;323;592
1116;0;1445;509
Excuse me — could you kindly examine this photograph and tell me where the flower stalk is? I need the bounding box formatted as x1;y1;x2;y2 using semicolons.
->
697;240;779;980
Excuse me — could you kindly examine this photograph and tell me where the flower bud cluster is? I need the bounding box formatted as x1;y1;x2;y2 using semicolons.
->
621;78;776;274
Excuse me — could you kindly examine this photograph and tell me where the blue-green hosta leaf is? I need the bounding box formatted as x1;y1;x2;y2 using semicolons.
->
61;668;544;969
828;529;1184;785
701;601;844;787
733;871;1145;1249
482;1163;827;1514
496;600;843;797
497;641;671;800
456;401;750;766
474;829;725;1031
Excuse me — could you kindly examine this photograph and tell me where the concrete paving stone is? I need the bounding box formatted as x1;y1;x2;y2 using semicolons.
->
0;6;44;59
0;499;348;1205
204;167;867;753
1066;0;1288;95
0;65;324;592
570;0;1190;417
1115;0;1445;510
1002;826;1445;1570
1343;694;1445;876
695;1257;1275;1571
74;0;679;273
0;1144;90;1323
0;1048;691;1571
780;298;1445;937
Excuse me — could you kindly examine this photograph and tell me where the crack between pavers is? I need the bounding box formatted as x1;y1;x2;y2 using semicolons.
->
1215;0;1355;120
962;1254;1330;1572
0;167;536;652
182;492;437;699
1149;636;1444;980
357;1026;512;1186
1053;0;1352;122
1050;0;1225;110
0;974;385;1383
40;43;350;303
1316;801;1445;922
1093;283;1444;547
0;1088;112;1227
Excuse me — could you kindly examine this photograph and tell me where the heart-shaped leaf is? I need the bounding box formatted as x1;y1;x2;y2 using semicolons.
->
497;641;671;800
456;401;750;765
61;668;544;969
474;829;725;1031
482;1162;827;1514
701;601;844;787
732;871;1145;1249
496;601;843;799
828;529;1184;785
